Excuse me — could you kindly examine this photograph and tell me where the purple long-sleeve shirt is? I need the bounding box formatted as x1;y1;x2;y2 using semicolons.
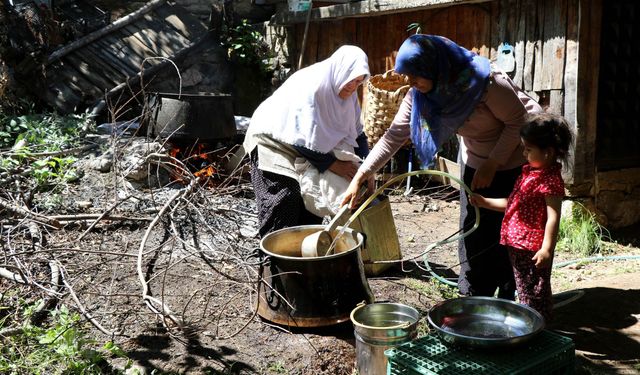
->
359;69;542;175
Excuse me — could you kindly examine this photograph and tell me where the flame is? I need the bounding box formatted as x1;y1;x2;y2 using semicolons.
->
194;165;217;178
167;142;220;185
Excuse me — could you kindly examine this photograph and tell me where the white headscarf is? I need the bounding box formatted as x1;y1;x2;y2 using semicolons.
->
245;45;370;154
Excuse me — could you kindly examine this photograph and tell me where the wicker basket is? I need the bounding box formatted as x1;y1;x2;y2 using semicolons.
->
363;70;410;148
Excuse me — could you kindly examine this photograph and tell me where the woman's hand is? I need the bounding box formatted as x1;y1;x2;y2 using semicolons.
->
340;171;372;209
471;158;499;190
329;160;359;181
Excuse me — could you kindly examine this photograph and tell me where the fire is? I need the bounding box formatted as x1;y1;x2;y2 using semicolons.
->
169;147;180;158
195;165;217;178
167;142;220;185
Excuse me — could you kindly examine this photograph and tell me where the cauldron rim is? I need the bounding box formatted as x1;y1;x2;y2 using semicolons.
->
260;224;364;261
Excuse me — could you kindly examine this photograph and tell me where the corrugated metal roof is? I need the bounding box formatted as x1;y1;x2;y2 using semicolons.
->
44;0;209;113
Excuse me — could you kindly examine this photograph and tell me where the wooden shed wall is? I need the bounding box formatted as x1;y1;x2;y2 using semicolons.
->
290;0;592;185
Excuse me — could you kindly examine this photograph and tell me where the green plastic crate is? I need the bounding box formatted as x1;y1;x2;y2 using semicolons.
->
385;330;575;375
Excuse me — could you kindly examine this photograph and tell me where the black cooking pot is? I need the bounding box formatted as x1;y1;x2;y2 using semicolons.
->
147;92;235;141
258;225;374;327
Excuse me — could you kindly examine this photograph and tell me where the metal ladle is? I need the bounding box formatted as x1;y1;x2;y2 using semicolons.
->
300;204;352;258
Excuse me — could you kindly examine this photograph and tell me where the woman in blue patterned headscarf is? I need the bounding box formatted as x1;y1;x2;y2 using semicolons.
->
394;34;491;167
343;35;543;300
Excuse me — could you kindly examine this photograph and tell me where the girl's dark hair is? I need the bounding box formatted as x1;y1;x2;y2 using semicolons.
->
520;112;573;161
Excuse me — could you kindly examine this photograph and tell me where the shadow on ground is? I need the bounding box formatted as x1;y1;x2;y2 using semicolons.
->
126;325;255;374
549;287;640;374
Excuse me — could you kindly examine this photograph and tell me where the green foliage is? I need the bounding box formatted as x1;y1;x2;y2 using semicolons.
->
266;361;289;374
222;19;273;73
557;205;609;256
405;278;458;300
0;111;89;193
0;301;130;374
0;112;89;151
407;23;422;34
31;156;79;186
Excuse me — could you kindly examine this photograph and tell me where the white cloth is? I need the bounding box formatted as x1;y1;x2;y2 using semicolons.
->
244;45;370;155
295;143;362;216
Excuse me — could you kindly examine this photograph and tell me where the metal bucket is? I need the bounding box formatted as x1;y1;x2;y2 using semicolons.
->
350;302;420;375
258;225;374;327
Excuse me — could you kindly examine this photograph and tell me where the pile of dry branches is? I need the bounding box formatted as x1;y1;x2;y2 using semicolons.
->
0;134;267;344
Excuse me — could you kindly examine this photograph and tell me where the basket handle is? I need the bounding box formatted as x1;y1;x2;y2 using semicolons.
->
380;70;410;97
381;69;395;79
392;84;411;98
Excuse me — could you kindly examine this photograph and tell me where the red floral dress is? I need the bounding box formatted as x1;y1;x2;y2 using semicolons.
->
499;162;564;322
500;163;565;251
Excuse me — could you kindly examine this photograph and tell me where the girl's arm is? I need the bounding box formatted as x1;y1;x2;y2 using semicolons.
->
532;196;562;268
469;194;508;212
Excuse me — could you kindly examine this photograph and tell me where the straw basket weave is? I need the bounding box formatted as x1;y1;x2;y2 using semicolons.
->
363;70;410;148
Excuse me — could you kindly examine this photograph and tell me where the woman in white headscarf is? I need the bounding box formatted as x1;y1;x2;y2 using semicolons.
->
243;45;371;237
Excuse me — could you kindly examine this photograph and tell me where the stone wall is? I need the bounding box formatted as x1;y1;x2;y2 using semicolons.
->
594;168;640;228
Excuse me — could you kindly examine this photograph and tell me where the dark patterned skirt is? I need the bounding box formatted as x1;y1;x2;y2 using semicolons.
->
250;149;322;237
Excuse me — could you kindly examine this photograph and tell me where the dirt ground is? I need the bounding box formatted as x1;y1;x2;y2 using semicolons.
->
4;147;640;375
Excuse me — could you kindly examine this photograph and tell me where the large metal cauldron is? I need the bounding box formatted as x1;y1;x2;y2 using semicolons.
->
428;296;545;348
147;92;235;141
258;225;374;327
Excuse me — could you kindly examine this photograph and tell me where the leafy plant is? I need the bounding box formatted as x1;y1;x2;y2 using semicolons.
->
31;156;79;186
222;19;273;73
557;204;610;256
266;361;289;374
0;301;130;374
405;278;458;300
0;111;89;193
407;22;423;34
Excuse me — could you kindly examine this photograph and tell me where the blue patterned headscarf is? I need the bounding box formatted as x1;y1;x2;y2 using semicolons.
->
394;35;491;167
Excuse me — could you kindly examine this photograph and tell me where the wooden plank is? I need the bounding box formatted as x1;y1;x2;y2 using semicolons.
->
47;0;166;64
455;5;475;52
106;29;160;69
575;0;602;183
85;43;137;78
305;22;321;67
272;0;494;25
124;23;174;57
562;0;579;184
473;4;492;58
434;156;461;190
513;0;526;88
531;0;545;91
522;0;538;91
95;36;146;74
70;47;126;87
448;4;458;42
151;3;207;40
343;17;357;45
430;7;451;39
65;54;117;92
53;59;104;99
489;0;501;61
121;32;161;65
364;16;379;73
141;13;193;51
549;89;564;115
43;65;84;114
534;0;567;90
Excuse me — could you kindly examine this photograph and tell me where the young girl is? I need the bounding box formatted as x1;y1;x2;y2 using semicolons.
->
470;112;573;321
